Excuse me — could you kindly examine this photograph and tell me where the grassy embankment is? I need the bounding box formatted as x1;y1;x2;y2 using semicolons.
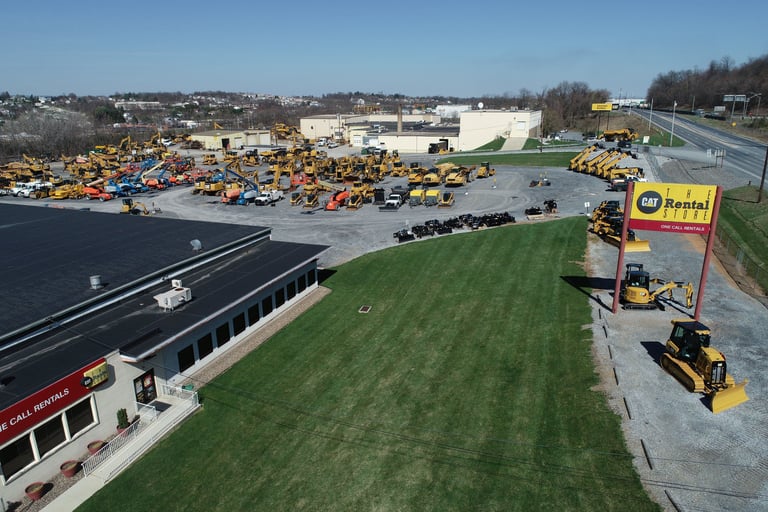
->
718;186;768;293
77;218;660;512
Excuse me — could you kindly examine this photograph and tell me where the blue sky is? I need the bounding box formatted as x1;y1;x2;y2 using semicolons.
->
3;0;766;99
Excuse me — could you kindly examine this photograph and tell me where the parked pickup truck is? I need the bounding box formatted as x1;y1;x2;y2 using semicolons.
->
254;189;284;205
379;193;404;211
11;181;54;198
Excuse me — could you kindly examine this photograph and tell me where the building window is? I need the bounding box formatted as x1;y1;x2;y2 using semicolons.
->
298;274;307;292
0;397;96;481
233;313;246;336
262;296;273;317
307;269;316;286
198;333;213;359
34;415;66;457
247;303;261;325
287;281;296;300
178;344;195;372
66;398;95;438
275;288;285;308
0;437;34;480
216;322;231;347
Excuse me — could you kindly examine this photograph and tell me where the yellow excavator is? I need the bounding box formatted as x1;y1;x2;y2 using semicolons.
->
621;263;693;310
661;320;749;413
120;198;159;215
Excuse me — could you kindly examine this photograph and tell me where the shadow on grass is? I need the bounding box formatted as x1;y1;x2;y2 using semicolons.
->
317;268;337;284
561;275;615;311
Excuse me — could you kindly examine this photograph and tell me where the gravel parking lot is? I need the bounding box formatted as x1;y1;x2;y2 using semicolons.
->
3;146;766;511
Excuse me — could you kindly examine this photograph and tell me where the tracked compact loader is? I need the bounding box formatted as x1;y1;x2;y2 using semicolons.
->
661;320;749;413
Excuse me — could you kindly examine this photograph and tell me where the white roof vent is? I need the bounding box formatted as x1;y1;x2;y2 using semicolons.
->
154;282;192;311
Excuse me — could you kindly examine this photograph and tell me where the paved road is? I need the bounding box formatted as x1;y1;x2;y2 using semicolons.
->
631;109;768;187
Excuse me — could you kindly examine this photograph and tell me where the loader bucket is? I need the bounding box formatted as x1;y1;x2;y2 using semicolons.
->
605;236;651;252
710;380;749;414
624;239;651;252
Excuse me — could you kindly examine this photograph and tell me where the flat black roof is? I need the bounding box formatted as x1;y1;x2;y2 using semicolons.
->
1;204;270;337
0;204;328;411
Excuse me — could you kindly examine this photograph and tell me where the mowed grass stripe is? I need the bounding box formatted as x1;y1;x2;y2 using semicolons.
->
78;217;659;512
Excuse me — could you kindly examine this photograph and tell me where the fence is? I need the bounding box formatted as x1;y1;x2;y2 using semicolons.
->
714;224;767;296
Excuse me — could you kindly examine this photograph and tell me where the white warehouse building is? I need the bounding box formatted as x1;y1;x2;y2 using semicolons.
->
458;109;541;152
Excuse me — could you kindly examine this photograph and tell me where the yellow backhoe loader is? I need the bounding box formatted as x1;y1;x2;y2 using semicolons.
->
661;320;749;413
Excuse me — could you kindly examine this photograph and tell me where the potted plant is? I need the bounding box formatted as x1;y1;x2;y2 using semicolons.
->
60;460;79;478
116;407;130;433
87;440;105;455
25;481;45;501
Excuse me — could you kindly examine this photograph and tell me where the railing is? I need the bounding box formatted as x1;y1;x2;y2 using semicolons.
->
80;384;200;481
82;419;142;476
136;401;158;423
102;396;199;481
159;382;199;403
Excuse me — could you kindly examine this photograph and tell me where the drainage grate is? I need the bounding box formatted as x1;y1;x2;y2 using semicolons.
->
358;305;372;314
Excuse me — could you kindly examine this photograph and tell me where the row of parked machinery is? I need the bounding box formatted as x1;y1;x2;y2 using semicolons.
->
589;199;650;252
568;142;644;190
393;212;515;242
590;196;749;413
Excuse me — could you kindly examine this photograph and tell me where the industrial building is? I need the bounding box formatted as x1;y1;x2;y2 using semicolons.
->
300;108;541;154
0;204;327;500
457;109;541;152
190;129;272;151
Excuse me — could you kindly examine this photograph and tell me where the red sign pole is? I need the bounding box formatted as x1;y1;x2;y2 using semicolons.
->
694;186;723;321
612;181;635;314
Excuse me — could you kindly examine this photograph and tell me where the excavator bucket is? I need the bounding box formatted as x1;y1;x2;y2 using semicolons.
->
710;380;749;414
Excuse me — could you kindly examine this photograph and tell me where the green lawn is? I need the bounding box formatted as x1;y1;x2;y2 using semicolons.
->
78;218;659;512
474;137;506;151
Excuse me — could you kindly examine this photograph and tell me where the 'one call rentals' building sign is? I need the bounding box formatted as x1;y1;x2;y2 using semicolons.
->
629;183;718;234
0;358;108;444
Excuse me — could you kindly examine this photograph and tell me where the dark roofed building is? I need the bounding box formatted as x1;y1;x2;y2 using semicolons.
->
0;204;327;497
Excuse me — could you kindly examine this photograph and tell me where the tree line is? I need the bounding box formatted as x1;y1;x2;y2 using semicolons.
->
647;54;768;112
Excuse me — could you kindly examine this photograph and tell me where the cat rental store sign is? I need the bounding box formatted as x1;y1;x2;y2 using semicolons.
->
629;183;718;234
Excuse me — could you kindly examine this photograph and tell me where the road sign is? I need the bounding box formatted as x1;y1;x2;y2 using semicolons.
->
591;103;613;111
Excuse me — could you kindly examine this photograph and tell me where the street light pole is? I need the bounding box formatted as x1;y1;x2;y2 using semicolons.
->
669;101;677;146
648;98;653;131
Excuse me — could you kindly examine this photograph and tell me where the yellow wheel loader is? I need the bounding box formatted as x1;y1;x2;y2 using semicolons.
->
621;263;693;310
661;320;749;413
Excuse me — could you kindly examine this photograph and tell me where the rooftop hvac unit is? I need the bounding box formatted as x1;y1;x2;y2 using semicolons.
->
154;282;192;311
